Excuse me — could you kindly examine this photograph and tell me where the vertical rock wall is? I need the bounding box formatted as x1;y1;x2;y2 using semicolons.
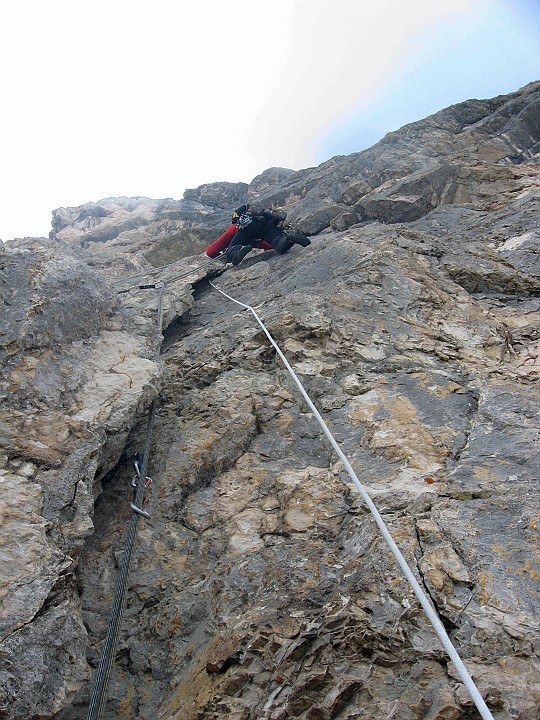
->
1;82;539;719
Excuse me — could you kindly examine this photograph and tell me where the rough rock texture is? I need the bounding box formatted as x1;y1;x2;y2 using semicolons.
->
1;81;540;720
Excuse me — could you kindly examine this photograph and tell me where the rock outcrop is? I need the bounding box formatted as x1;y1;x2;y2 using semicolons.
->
1;81;539;720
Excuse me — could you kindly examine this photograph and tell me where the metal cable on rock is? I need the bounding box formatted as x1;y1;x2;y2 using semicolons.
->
209;281;495;720
87;285;162;720
115;255;224;294
89;262;221;717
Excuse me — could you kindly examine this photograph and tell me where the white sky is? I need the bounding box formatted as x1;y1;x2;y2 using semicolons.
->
1;0;539;241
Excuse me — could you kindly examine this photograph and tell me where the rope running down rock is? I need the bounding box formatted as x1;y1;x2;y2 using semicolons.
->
209;280;495;720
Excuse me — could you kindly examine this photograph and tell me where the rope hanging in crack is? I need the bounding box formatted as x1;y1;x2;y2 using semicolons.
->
88;257;224;716
209;280;495;720
86;282;163;720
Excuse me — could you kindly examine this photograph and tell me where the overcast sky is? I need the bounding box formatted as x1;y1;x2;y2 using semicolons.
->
1;0;539;241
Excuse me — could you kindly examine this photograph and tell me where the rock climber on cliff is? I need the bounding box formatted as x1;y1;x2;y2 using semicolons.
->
205;204;311;266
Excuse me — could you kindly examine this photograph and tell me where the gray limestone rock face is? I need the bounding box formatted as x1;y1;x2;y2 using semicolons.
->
1;81;540;720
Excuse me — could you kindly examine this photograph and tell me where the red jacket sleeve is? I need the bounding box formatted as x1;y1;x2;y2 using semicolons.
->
206;224;237;257
206;224;274;256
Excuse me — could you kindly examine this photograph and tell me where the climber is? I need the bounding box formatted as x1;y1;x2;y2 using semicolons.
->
206;204;311;266
205;207;273;260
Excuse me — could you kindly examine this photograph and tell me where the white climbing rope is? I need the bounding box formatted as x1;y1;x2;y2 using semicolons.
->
209;280;495;720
